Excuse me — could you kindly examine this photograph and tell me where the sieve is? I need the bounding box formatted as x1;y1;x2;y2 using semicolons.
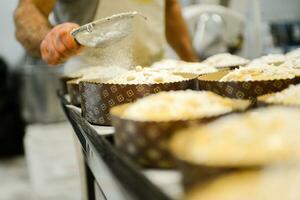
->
71;11;146;48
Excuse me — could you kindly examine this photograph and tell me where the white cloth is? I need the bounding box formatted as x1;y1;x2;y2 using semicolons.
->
64;0;166;74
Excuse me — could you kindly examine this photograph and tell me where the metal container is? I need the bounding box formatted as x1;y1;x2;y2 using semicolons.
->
19;56;66;123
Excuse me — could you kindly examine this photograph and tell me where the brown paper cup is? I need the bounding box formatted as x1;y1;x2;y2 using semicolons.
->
60;75;81;94
207;59;249;70
80;74;198;126
214;65;241;71
177;160;260;190
67;79;81;106
257;91;300;108
110;104;219;168
198;71;300;99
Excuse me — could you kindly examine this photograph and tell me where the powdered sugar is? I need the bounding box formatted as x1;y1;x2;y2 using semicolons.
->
69;12;147;78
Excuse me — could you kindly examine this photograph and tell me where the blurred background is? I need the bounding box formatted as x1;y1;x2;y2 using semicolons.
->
0;0;300;199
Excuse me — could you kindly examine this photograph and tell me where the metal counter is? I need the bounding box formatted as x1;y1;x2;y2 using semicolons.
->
59;93;182;200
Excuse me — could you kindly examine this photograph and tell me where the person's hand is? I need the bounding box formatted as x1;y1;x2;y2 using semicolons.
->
40;23;83;65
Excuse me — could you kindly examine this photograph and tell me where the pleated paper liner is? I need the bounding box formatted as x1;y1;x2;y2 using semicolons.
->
204;57;249;70
257;92;300;108
67;79;81;106
80;73;198;126
110;104;227;169
213;61;249;70
198;71;300;100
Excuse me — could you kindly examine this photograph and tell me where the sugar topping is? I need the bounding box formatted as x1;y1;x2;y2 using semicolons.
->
121;90;249;121
247;54;286;67
203;53;249;68
170;106;300;167
220;65;298;81
106;68;187;84
259;84;300;105
151;59;218;75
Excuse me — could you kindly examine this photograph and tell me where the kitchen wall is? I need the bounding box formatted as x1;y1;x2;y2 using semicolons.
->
260;0;300;22
0;0;24;68
181;0;300;22
1;0;299;67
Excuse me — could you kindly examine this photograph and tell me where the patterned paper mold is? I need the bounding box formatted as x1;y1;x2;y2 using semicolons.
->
170;106;300;189
80;74;198;126
110;92;250;168
177;160;248;189
65;66;129;106
258;84;300;106
198;70;300;99
202;53;249;69
111;106;221;168
60;75;82;94
67;79;81;106
183;169;300;200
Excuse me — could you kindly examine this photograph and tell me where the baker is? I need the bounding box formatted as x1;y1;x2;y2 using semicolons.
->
14;0;198;74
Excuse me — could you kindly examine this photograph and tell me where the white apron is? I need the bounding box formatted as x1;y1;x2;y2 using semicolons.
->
62;0;166;74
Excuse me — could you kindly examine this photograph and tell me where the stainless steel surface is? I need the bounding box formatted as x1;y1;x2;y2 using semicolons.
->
71;11;146;48
67;105;181;199
66;105;174;199
20;56;66;123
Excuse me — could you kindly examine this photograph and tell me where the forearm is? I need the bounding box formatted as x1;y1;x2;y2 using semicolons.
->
165;0;198;62
14;0;54;57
